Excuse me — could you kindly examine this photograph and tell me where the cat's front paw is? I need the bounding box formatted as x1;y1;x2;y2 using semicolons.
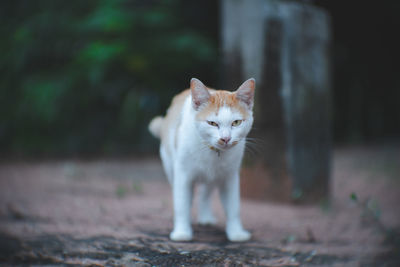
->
170;229;193;242
227;228;251;242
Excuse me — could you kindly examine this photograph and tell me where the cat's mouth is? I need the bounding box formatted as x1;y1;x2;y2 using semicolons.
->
215;140;239;150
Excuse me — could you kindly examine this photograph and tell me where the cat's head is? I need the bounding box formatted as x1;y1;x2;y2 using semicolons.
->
190;78;255;151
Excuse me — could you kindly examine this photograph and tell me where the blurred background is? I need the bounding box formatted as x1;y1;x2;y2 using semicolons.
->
1;0;399;158
1;2;399;264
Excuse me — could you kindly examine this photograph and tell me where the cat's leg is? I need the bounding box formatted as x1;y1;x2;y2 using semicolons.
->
197;183;217;225
160;145;173;184
170;166;194;241
219;173;251;242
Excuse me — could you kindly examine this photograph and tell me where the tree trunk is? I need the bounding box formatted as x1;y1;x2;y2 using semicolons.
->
221;0;332;203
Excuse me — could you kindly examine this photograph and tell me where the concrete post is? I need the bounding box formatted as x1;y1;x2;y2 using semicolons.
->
221;0;332;203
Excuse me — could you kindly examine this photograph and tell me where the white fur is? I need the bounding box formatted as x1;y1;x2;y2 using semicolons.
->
160;92;253;242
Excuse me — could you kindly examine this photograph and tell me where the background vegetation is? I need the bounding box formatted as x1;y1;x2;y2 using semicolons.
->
0;0;218;156
1;0;399;157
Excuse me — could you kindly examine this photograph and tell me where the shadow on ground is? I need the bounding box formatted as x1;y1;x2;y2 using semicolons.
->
0;227;357;266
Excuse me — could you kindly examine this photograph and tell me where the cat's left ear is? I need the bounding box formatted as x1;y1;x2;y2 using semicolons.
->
235;78;255;109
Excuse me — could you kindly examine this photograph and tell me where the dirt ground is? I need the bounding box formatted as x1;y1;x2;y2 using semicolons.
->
0;145;399;266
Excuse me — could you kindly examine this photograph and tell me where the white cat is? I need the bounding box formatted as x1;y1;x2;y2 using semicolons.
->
149;78;255;242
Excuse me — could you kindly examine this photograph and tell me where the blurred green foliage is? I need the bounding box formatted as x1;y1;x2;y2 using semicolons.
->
0;0;218;156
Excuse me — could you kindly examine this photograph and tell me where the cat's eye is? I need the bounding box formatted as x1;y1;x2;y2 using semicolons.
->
207;121;219;127
232;120;242;127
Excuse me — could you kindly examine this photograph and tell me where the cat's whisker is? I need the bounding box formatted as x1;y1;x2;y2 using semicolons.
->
244;137;264;157
245;137;263;145
247;137;267;149
244;143;258;158
245;136;266;144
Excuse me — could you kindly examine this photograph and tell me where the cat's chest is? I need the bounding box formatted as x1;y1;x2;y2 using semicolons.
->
184;147;239;182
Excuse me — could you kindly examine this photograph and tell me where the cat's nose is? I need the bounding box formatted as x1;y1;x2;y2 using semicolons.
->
219;137;231;144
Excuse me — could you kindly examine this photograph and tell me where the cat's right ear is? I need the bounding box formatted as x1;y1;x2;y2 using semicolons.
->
190;78;210;110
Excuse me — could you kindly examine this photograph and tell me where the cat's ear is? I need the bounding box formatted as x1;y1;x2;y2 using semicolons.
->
190;78;210;110
235;78;255;108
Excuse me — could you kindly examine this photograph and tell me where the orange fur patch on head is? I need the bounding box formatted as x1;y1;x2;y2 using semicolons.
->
195;90;249;121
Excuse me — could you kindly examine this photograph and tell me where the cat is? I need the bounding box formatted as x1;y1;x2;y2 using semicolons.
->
148;78;255;242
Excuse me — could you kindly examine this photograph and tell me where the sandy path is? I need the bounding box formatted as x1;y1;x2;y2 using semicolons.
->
0;146;399;266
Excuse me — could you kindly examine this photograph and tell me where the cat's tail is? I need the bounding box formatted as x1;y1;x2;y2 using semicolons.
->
148;116;164;139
